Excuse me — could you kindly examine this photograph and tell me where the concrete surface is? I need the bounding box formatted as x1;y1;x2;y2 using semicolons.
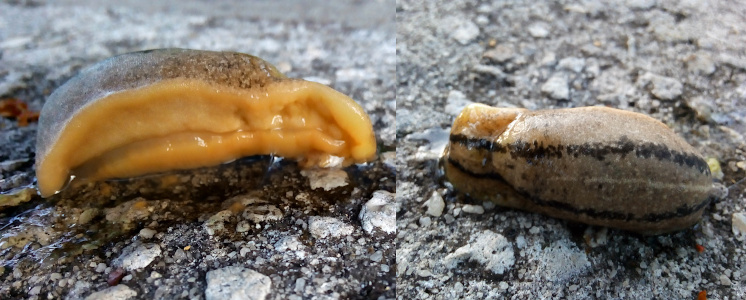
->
0;0;395;299
397;0;746;299
3;0;746;299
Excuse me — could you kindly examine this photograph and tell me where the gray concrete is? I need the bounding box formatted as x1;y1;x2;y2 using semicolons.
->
397;0;746;299
0;1;394;299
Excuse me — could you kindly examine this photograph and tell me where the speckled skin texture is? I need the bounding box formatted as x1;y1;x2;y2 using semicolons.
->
36;49;285;162
445;104;713;234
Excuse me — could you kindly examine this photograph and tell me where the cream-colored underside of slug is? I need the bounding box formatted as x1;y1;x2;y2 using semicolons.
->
36;78;375;197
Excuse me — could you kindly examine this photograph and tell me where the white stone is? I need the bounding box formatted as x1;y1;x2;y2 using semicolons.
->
301;168;349;191
204;210;233;236
50;273;62;281
113;243;162;271
205;266;271;300
29;286;41;295
425;191;445;217
461;204;485;214
720;274;732;286
274;235;305;258
638;72;683;100
138;228;157;239
528;22;550;38
308;216;354;239
95;263;107;273
359;190;396;234
294;278;306;293
84;285;137;300
451;20;480;45
732;213;746;237
558;57;586;73
236;221;251;233
541;74;570;100
370;250;383;262
534;239;591;283
444;230;515;275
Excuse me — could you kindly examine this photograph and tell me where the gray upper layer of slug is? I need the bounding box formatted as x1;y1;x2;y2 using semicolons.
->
36;49;286;161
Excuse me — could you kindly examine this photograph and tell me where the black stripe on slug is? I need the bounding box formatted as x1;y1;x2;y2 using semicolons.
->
449;134;500;152
449;134;711;175
446;158;712;223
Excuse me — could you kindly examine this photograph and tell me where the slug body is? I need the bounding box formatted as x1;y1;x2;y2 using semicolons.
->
444;104;713;234
36;49;376;197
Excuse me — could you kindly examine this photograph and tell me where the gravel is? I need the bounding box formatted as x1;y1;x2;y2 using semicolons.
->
0;1;394;299
4;0;746;298
397;0;746;298
204;266;271;300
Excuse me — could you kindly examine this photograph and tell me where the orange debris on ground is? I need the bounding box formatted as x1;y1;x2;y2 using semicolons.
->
696;244;705;253
0;98;40;127
697;290;707;300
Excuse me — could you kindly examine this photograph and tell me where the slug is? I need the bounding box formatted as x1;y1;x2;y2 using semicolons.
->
443;104;713;234
36;49;376;197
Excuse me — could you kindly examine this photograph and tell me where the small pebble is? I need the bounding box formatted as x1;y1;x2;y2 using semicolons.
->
173;249;187;261
96;263;107;273
359;190;396;234
138;228;157;239
308;216;354;239
50;273;62;281
107;268;126;286
29;286;41;295
720;274;732;286
541;74;570;100
205;266;271;300
444;214;455;224
638;72;682;100
528;22;550;38
732;213;746;237
294;278;306;293
426;191;445;217
462;205;484;214
451;20;480;45
300;168;348;190
370;251;383;263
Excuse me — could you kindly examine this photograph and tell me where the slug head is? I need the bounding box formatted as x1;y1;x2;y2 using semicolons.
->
450;104;527;142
